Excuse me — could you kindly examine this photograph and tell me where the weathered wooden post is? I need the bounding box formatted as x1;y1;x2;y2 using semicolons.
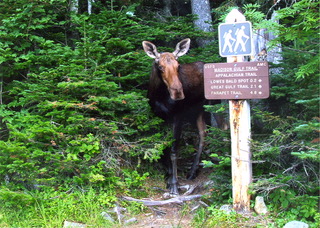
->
204;9;269;213
229;98;252;212
226;9;252;213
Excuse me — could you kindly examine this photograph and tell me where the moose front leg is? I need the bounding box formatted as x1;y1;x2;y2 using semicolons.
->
188;112;206;180
168;117;182;195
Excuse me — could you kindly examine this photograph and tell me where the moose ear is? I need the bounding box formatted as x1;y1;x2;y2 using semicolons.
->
142;41;160;59
173;38;190;58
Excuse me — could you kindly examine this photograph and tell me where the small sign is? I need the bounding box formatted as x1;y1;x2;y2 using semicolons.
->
204;61;269;100
218;21;253;57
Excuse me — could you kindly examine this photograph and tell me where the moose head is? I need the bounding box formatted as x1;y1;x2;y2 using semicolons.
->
142;38;191;100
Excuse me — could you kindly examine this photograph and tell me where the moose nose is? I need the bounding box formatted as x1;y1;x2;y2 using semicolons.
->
169;87;185;100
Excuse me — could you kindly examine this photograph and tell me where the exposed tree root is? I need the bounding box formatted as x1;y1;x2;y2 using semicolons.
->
122;194;203;206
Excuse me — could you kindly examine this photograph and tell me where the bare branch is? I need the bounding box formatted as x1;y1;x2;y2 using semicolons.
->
121;194;203;206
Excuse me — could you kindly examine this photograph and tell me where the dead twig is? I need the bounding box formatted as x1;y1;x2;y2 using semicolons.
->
182;184;198;196
282;162;302;174
121;194;203;206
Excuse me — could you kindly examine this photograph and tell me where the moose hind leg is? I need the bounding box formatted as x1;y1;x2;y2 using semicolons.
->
188;112;206;180
167;117;182;195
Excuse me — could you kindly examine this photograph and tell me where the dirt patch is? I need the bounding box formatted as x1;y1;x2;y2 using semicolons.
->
129;204;194;228
122;169;213;227
120;168;273;228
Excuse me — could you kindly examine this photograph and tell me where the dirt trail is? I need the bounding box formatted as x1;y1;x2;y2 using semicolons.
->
120;168;272;228
123;169;213;228
129;204;194;228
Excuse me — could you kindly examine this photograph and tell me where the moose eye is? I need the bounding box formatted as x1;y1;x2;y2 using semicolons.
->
158;65;164;72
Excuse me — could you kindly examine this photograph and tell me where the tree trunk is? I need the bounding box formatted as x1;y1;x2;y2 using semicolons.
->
252;11;282;74
70;0;79;13
190;0;213;46
69;0;79;47
163;0;172;17
88;0;95;14
267;11;283;65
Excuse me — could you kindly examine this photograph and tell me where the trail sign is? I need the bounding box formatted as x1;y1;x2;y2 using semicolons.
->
204;61;269;100
218;21;253;57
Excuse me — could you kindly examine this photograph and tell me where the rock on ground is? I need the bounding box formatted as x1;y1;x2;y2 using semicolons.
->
63;221;86;228
283;221;309;228
254;196;268;214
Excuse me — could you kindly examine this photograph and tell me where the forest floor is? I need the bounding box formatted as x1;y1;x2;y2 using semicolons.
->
123;169;211;228
120;168;272;228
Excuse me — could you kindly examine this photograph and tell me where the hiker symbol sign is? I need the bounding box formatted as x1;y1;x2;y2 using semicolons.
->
218;21;253;57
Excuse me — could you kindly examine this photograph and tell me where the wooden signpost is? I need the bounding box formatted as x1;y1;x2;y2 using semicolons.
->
204;9;270;213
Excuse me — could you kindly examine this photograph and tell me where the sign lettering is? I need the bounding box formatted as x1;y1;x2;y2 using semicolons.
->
204;62;269;99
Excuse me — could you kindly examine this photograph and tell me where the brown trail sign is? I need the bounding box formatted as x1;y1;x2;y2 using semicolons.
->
204;61;269;100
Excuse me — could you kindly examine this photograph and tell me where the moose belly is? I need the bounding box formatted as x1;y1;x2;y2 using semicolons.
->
152;99;204;122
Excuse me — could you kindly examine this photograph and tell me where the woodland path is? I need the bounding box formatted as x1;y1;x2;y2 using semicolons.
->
120;168;271;228
122;169;213;228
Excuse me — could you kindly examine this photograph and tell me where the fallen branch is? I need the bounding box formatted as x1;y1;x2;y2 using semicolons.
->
183;184;198;196
122;194;203;206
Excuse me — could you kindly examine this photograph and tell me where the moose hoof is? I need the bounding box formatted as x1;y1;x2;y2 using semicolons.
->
187;172;197;180
168;184;179;196
163;192;179;198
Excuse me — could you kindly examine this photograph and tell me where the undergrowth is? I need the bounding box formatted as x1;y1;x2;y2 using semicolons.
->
0;187;114;227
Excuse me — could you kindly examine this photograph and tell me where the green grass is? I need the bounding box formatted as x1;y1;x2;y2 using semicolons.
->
0;187;116;227
0;168;161;227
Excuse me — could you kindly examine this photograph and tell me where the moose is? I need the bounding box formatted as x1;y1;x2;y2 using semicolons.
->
142;38;222;195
